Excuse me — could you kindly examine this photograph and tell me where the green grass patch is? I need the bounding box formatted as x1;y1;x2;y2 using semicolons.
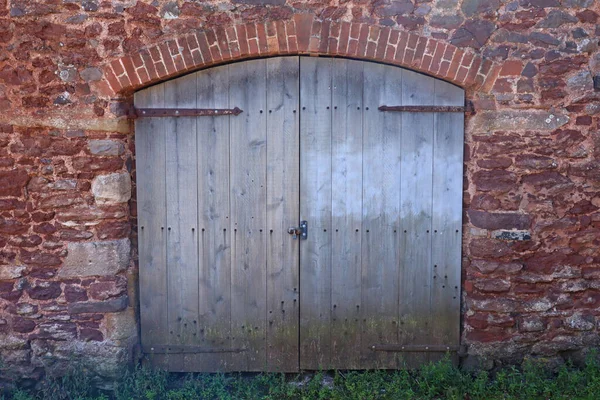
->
3;353;600;399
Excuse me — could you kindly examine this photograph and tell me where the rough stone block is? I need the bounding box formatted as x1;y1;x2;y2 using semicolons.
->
91;173;131;205
59;239;130;278
468;210;531;230
519;316;546;332
88;140;125;156
0;265;26;280
469;110;569;132
492;230;532;241
565;313;595;331
0;334;29;350
103;308;137;341
68;296;129;314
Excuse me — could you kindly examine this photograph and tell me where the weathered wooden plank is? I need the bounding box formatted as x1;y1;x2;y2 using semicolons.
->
135;83;169;368
330;58;363;369
188;64;233;371
164;73;199;371
229;59;268;371
430;79;464;364
361;62;402;369
299;56;333;370
265;57;300;372
398;69;435;368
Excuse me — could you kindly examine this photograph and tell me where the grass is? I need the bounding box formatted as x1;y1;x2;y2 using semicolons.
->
3;353;600;399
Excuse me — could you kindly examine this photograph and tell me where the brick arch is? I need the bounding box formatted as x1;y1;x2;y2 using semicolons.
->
98;14;501;97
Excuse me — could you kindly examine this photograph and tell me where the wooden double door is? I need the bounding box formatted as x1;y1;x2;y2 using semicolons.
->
135;56;464;372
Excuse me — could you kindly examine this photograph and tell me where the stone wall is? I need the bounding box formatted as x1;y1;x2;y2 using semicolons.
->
0;0;600;387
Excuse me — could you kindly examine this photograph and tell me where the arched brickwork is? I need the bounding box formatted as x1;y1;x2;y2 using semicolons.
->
98;14;501;97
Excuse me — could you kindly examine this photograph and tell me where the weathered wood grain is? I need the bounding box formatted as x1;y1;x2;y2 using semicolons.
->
398;69;435;368
430;79;464;365
229;59;268;371
135;83;169;367
361;62;403;369
265;57;300;372
299;57;333;370
330;58;364;369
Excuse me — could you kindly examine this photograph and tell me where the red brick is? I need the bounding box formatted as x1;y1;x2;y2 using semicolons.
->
366;41;377;59
94;79;115;97
256;23;268;54
111;59;125;77
103;66;122;93
329;21;340;39
338;21;350;54
357;24;369;56
429;42;445;74
120;56;140;87
288;31;298;53
195;31;213;65
205;29;222;62
177;37;194;69
464;56;482;86
131;53;150;83
311;19;321;37
140;49;159;80
389;29;399;46
328;37;338;55
479;58;493;77
226;27;241;59
375;28;390;60
158;42;177;75
246;24;259;55
395;31;409;63
421;54;433;71
482;64;502;93
499;60;524;76
402;33;419;65
167;40;186;73
185;34;203;66
319;20;331;53
368;25;380;42
286;20;298;53
456;53;474;83
276;20;288;54
294;14;312;52
235;25;249;57
411;36;428;69
446;49;465;81
215;27;232;60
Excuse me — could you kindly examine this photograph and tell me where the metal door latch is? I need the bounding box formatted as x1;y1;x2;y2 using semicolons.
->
288;221;308;240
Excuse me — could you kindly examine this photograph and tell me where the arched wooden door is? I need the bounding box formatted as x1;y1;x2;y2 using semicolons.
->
135;56;464;372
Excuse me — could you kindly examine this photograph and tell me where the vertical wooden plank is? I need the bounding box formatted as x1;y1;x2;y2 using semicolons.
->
135;84;169;367
229;59;268;371
398;70;435;368
430;80;464;364
330;58;363;369
190;64;233;371
299;56;332;370
266;57;300;372
164;73;199;372
361;62;402;369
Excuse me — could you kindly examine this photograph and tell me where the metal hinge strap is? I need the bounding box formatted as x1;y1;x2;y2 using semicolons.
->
379;105;466;113
371;344;460;353
379;101;474;114
129;107;243;119
145;345;246;354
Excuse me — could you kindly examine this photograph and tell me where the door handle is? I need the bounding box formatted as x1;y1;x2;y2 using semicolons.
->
287;221;307;240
